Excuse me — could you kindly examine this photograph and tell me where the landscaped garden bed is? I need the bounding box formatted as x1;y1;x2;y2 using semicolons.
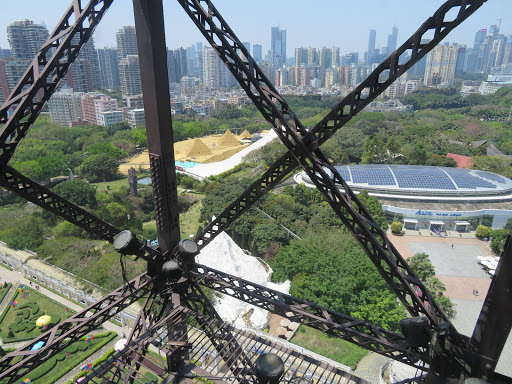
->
0;286;75;343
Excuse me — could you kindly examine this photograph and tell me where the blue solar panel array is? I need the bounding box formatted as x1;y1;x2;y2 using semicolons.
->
475;171;506;184
334;166;351;182
389;165;456;190
349;165;395;185
444;168;496;189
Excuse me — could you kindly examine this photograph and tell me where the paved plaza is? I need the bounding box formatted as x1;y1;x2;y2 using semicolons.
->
390;235;511;377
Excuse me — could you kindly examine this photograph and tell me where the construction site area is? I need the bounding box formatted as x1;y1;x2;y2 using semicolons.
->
119;129;253;174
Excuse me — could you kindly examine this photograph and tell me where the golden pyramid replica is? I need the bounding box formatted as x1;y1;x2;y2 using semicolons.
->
239;129;252;139
217;129;241;147
186;138;212;157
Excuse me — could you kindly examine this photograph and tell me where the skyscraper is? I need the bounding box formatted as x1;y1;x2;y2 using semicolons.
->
386;26;398;56
201;47;233;89
253;44;262;62
117;26;141;97
6;20;49;60
424;43;460;86
65;38;100;92
97;47;120;89
167;48;187;83
271;27;286;68
367;29;376;64
116;26;138;62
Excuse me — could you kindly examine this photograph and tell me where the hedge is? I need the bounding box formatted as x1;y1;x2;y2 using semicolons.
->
65;335;117;384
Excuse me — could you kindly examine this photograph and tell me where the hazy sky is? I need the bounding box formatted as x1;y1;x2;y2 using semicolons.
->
0;0;509;57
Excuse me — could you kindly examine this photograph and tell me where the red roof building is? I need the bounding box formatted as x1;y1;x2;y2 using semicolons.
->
446;153;474;168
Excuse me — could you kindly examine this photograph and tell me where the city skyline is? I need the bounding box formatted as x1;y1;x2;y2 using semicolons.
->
0;0;509;58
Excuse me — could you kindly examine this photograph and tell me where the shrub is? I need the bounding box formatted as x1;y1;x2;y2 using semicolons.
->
391;221;403;234
475;225;491;239
7;330;14;338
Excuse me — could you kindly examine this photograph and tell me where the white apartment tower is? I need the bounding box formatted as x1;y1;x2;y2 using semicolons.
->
200;47;232;89
117;26;141;97
47;88;85;126
7;20;49;60
424;43;460;87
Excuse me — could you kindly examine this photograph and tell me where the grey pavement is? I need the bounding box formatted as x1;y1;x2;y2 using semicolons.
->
407;242;489;278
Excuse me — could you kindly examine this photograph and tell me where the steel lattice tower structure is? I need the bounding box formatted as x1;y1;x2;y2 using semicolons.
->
0;1;511;383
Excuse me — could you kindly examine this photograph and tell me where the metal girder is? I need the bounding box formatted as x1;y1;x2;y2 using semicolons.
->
0;0;114;168
0;165;158;259
133;0;180;256
0;273;153;384
190;263;429;368
180;0;486;331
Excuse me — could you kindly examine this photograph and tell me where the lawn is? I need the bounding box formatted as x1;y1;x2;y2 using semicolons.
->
2;332;117;384
91;177;129;193
143;194;205;239
290;326;368;370
0;286;74;343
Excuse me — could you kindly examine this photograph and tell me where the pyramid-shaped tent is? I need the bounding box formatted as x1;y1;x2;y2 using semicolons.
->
239;129;252;139
216;129;241;147
186;138;212;157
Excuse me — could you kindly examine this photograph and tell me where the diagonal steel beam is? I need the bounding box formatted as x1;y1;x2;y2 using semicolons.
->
181;0;486;329
190;263;430;369
0;273;153;384
0;0;114;168
0;165;159;259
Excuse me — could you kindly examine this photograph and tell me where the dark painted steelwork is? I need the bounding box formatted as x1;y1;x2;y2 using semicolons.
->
0;165;159;259
1;0;510;382
470;233;512;380
190;263;428;368
0;0;114;168
179;0;486;331
132;0;180;256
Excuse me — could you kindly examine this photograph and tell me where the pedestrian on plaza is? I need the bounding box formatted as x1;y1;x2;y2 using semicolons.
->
475;289;479;296
451;244;454;248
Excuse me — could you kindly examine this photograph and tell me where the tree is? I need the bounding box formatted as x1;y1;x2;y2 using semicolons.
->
475;225;491;239
391;221;403;234
361;137;386;164
357;190;388;230
86;143;127;159
407;253;435;281
408;142;428;165
490;229;508;255
52;180;97;207
80;153;120;182
386;136;401;158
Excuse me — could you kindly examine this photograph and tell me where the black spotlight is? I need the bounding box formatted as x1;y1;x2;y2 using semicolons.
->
255;353;284;384
178;239;198;255
399;316;432;349
162;259;181;281
113;230;142;256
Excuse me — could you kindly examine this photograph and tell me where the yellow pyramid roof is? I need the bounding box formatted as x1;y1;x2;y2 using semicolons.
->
216;129;241;147
186;138;212;157
239;129;252;139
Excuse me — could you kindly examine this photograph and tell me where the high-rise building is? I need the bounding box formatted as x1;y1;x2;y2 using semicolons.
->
424;43;460;86
65;38;100;92
119;55;142;96
0;59;28;104
367;29;376;64
6;20;49;60
331;47;340;68
294;47;308;67
200;47;233;89
0;48;11;59
386;26;398;56
97;47;120;89
167;48;187;83
116;26;138;62
117;26;141;97
47;87;85;126
341;52;359;66
253;44;262;62
307;47;318;66
319;47;332;69
271;27;286;68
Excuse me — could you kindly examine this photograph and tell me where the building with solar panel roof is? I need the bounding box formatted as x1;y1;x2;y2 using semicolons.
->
297;164;512;232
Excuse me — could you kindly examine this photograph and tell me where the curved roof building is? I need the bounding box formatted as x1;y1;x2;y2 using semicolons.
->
298;164;512;203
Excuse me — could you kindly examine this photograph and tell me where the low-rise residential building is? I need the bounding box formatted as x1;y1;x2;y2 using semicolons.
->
101;110;124;126
82;93;119;125
47;87;85;126
127;108;145;128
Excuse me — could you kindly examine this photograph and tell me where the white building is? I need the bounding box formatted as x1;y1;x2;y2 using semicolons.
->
127;108;145;128
119;55;142;96
82;93;119;125
47;87;85;126
101;110;124;127
424;43;460;87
